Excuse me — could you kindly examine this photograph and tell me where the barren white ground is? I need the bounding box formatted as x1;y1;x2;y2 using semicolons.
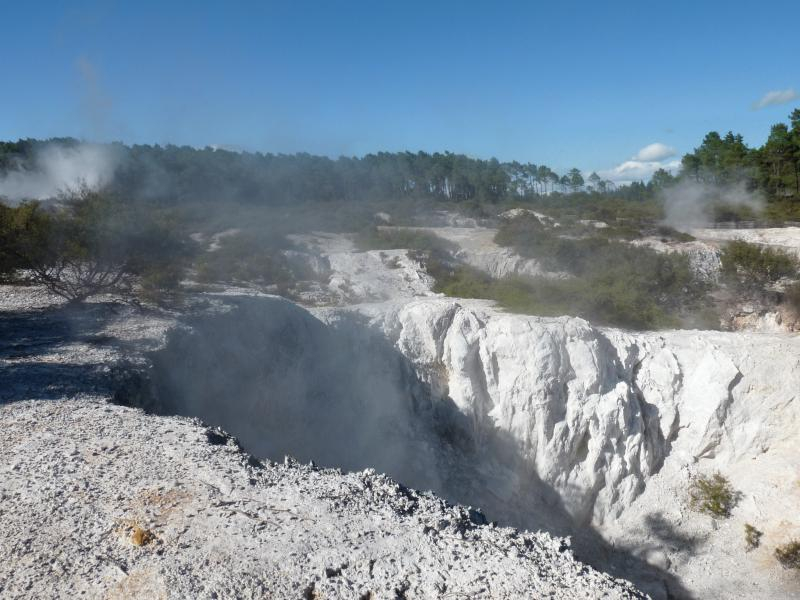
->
0;398;643;600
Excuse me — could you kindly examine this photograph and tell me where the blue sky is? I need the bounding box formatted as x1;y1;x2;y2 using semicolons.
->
1;0;798;181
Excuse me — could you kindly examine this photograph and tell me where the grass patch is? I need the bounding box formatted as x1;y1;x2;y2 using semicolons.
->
482;214;712;329
688;472;738;518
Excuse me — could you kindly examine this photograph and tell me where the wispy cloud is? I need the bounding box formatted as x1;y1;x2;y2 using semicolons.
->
598;159;681;184
597;142;680;184
633;142;676;162
752;88;798;110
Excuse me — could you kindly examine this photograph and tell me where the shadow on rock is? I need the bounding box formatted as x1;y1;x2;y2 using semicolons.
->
0;303;124;404
122;296;694;599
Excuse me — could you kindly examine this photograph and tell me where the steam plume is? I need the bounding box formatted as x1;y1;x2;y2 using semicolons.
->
660;178;765;229
0;143;119;204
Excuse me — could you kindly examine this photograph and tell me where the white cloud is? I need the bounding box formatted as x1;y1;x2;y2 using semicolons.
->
752;88;798;110
597;158;681;185
633;142;676;162
595;142;681;185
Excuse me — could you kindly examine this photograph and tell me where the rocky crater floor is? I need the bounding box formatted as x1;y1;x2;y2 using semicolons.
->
1;398;643;600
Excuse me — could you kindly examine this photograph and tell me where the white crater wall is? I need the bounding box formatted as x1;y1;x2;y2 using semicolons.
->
344;299;800;527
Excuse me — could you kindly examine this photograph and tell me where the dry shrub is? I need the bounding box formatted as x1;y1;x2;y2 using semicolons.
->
775;541;800;569
688;472;738;518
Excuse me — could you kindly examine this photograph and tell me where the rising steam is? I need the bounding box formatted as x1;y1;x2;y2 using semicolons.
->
0;143;118;204
660;178;765;229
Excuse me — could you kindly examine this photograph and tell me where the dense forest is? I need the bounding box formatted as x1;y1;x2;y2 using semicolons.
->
0;108;798;213
681;109;800;196
0;138;597;207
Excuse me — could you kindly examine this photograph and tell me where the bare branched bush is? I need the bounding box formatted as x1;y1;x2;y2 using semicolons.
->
0;188;192;303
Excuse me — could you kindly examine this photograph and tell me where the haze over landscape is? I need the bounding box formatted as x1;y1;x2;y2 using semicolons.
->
2;0;799;183
1;2;800;599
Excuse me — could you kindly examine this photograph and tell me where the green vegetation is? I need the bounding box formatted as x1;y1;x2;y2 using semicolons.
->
654;225;695;243
482;214;710;329
354;226;456;257
1;109;799;226
428;262;709;331
688;473;738;518
682;110;800;201
744;523;763;551
720;240;797;288
0;201;50;280
195;232;295;289
0;190;192;303
774;541;800;569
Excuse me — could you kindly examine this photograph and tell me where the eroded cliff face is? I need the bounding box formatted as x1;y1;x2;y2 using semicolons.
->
135;290;798;599
339;298;799;519
331;298;800;599
349;299;666;526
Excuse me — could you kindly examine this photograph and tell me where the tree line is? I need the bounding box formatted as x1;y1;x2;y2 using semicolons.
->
0;139;610;207
1;108;798;211
679;108;800;199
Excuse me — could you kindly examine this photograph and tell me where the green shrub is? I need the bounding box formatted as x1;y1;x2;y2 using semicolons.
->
195;232;294;287
489;215;710;329
774;541;800;569
744;523;763;551
654;225;695;242
428;259;697;330
512;194;664;223
688;472;738;518
0;191;193;302
710;202;759;223
354;226;456;257
594;224;643;240
0;200;52;281
721;240;797;287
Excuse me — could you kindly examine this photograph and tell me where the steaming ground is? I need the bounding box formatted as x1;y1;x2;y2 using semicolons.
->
2;220;800;599
0;287;643;600
0;143;119;203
